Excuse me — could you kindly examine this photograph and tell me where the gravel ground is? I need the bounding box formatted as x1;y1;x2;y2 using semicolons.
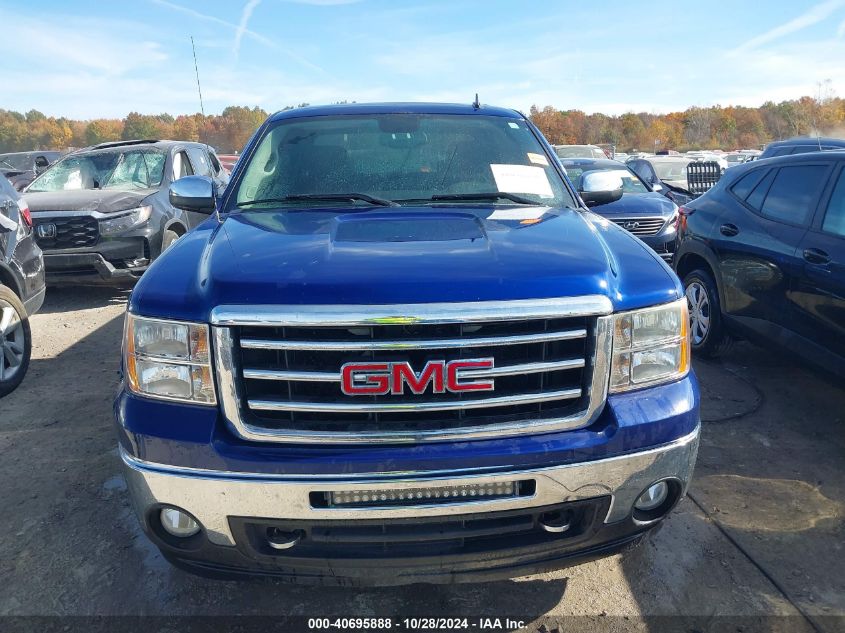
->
0;286;842;632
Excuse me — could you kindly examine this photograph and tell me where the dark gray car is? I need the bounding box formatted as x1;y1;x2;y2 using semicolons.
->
24;140;229;286
0;150;63;191
0;176;45;396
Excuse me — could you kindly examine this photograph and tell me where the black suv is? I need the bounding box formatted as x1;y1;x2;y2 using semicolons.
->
674;152;845;375
759;137;845;159
23;140;229;285
0;176;45;396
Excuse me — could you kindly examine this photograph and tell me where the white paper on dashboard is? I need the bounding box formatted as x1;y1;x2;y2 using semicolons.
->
490;164;554;198
487;208;547;220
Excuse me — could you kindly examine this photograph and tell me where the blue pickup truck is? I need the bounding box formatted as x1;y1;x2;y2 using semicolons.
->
114;103;700;584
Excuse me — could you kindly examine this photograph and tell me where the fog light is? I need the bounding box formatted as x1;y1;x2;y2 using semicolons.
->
159;507;200;537
634;481;669;512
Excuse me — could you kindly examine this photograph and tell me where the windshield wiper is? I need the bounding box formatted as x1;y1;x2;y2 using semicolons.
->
237;193;398;208
427;192;541;205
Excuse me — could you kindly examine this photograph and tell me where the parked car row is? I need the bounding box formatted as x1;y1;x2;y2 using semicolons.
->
0;138;229;396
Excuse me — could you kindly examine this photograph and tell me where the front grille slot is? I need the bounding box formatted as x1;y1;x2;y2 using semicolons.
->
33;215;99;249
231;497;611;561
228;313;598;436
610;216;665;236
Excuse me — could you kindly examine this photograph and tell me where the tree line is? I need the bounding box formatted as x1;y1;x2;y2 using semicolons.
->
1;94;844;155
529;93;845;152
0;105;305;155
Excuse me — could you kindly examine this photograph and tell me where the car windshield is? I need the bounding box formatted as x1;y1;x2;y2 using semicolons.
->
0;154;32;171
652;160;690;181
565;166;649;194
27;149;166;192
555;146;600;159
233;114;574;209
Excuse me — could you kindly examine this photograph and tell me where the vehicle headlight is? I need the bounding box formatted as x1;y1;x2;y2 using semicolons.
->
662;208;679;235
100;205;152;235
123;314;216;405
609;299;690;392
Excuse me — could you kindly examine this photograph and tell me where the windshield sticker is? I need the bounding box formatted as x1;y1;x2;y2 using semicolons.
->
527;152;549;167
490;164;554;198
508;122;520;129
488;208;547;221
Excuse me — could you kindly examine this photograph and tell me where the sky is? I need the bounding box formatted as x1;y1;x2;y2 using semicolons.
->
2;0;845;119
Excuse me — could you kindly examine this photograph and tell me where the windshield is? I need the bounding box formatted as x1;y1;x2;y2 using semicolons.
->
555;146;602;159
27;149;166;192
0;154;32;171
233;114;575;209
564;166;650;194
652;160;690;181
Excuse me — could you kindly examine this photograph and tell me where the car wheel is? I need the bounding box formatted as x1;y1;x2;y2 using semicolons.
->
161;229;181;252
683;269;731;357
0;286;32;398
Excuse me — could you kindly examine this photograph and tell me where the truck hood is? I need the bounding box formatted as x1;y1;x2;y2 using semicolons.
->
23;189;153;214
590;192;676;217
131;205;682;322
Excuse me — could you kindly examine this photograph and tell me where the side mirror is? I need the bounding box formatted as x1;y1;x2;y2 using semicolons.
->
579;171;624;207
169;175;216;213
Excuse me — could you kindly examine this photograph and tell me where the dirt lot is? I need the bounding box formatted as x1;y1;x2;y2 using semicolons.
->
1;287;843;632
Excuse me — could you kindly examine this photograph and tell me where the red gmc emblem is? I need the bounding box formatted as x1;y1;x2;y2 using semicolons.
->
340;359;495;396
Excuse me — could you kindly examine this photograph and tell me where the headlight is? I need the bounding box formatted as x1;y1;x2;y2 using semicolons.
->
609;299;690;392
662;208;679;235
100;205;152;235
123;314;216;405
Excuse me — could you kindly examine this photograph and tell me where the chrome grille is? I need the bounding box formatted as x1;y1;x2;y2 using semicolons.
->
609;217;666;237
213;297;613;444
33;215;99;249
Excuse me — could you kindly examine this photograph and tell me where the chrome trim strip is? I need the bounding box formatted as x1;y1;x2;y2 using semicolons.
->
242;358;586;383
121;424;699;481
248;388;582;413
119;425;700;546
240;328;586;351
211;295;614;327
213;315;613;444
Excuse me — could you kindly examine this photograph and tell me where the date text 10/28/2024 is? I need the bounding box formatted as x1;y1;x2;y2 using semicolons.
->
308;618;527;630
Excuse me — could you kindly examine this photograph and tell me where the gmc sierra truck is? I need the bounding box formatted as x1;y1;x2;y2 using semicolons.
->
115;103;700;585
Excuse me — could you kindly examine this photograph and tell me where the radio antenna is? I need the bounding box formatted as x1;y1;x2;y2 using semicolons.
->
190;36;221;220
472;93;480;110
191;36;206;118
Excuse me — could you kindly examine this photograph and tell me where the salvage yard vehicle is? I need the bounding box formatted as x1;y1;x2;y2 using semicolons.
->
0;176;45;396
674;151;845;375
23;140;229;285
115;103;700;585
560;157;679;261
0;150;63;191
553;144;608;159
759;136;845;159
627;156;695;206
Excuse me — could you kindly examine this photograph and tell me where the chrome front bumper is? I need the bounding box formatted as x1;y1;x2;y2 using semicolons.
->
121;426;699;548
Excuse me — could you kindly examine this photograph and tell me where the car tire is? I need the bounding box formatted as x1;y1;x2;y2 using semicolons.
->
161;229;181;252
0;285;32;398
683;268;731;357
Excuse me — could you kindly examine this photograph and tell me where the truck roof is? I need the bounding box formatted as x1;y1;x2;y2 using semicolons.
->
269;102;523;121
